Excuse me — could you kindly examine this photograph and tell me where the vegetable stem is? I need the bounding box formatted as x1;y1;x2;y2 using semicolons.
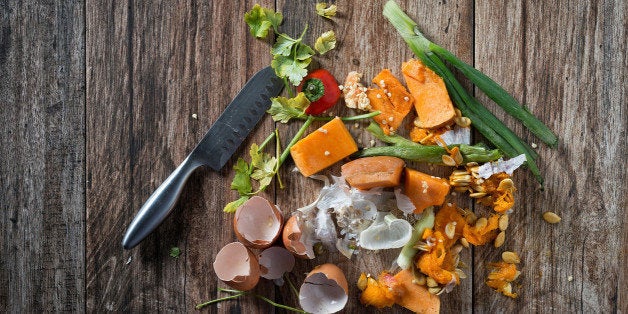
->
254;295;307;313
305;111;381;121
195;293;245;310
279;115;314;166
275;128;285;189
429;43;558;147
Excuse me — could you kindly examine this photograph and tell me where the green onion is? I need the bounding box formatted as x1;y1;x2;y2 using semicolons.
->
383;0;549;183
355;123;502;164
429;43;558;147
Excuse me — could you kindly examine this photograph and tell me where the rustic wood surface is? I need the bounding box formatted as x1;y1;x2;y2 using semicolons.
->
1;0;626;313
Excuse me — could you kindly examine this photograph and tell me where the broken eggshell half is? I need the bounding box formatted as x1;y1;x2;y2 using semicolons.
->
258;246;296;283
234;196;283;249
212;242;260;291
299;263;348;314
282;215;315;259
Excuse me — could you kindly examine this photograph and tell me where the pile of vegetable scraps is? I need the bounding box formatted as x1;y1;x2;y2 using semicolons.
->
201;1;557;313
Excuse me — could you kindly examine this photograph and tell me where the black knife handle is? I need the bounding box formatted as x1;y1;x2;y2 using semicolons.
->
122;155;202;249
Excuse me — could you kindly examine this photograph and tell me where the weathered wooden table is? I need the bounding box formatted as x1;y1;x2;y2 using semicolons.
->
1;0;626;312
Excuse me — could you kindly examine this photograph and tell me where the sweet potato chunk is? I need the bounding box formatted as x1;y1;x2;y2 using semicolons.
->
290;117;358;177
404;168;450;214
341;156;405;189
402;59;456;129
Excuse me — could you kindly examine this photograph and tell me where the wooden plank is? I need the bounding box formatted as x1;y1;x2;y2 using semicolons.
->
474;0;627;312
271;1;474;313
86;0;275;312
0;0;85;312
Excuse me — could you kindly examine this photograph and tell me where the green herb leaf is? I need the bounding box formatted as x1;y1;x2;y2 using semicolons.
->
271;53;311;86
295;43;315;60
224;196;249;213
231;158;253;195
315;3;337;19
267;93;310;123
262;7;283;30
314;30;336;54
244;4;273;38
271;35;297;56
169;247;181;258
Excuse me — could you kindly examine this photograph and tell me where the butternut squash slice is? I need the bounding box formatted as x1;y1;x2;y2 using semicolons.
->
341;156;405;189
393;269;440;314
403;168;451;214
366;69;414;135
402;59;456;129
290;117;358;177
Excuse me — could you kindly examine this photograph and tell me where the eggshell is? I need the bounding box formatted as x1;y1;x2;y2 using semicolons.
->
212;242;260;291
234;196;283;249
258;246;295;280
299;263;348;313
282;215;315;259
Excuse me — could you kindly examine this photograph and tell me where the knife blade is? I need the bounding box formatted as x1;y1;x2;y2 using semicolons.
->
122;66;283;249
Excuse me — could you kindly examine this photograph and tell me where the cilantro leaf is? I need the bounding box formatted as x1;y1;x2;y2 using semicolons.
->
295;43;315;60
314;30;336;54
271;35;297;57
262;8;283;30
271;54;311;86
244;4;273;38
266;93;310;123
169;247;181;258
231;157;253;195
316;3;337;19
224;196;249;213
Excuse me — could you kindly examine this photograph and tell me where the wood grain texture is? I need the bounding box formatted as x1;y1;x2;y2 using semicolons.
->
85;0;276;312
474;1;627;313
0;0;85;312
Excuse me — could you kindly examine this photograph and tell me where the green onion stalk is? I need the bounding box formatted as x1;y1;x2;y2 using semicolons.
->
383;0;557;184
355;123;502;164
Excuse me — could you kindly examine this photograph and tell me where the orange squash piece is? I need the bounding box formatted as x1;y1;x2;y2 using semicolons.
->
402;59;456;129
290;117;358;177
366;69;414;135
341;156;405;189
404;168;451;214
393;269;440;314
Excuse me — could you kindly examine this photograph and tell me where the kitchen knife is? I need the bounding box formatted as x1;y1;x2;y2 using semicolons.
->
122;66;283;249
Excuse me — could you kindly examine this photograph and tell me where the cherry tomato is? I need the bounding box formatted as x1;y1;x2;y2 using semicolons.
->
297;69;341;115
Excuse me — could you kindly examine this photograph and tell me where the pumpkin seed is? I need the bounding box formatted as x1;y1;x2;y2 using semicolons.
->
469;192;487;198
426;277;438;288
453;149;464;165
475;217;488;229
543;211;561;224
455;268;467;279
460;237;470;248
442;155;456;166
494;231;506;248
445;222;457;239
357;274;368;291
428;287;442;295
502;251;520;264
502;283;513;294
499;214;509;231
498;178;514;191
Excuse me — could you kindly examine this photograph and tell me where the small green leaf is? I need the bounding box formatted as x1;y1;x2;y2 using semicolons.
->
244;4;273;38
271;54;311;85
262;8;283;30
314;30;336;54
169;247;181;258
271;35;297;57
231;158;252;195
266;93;310;123
316;3;337;19
224;196;249;213
295;43;315;60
